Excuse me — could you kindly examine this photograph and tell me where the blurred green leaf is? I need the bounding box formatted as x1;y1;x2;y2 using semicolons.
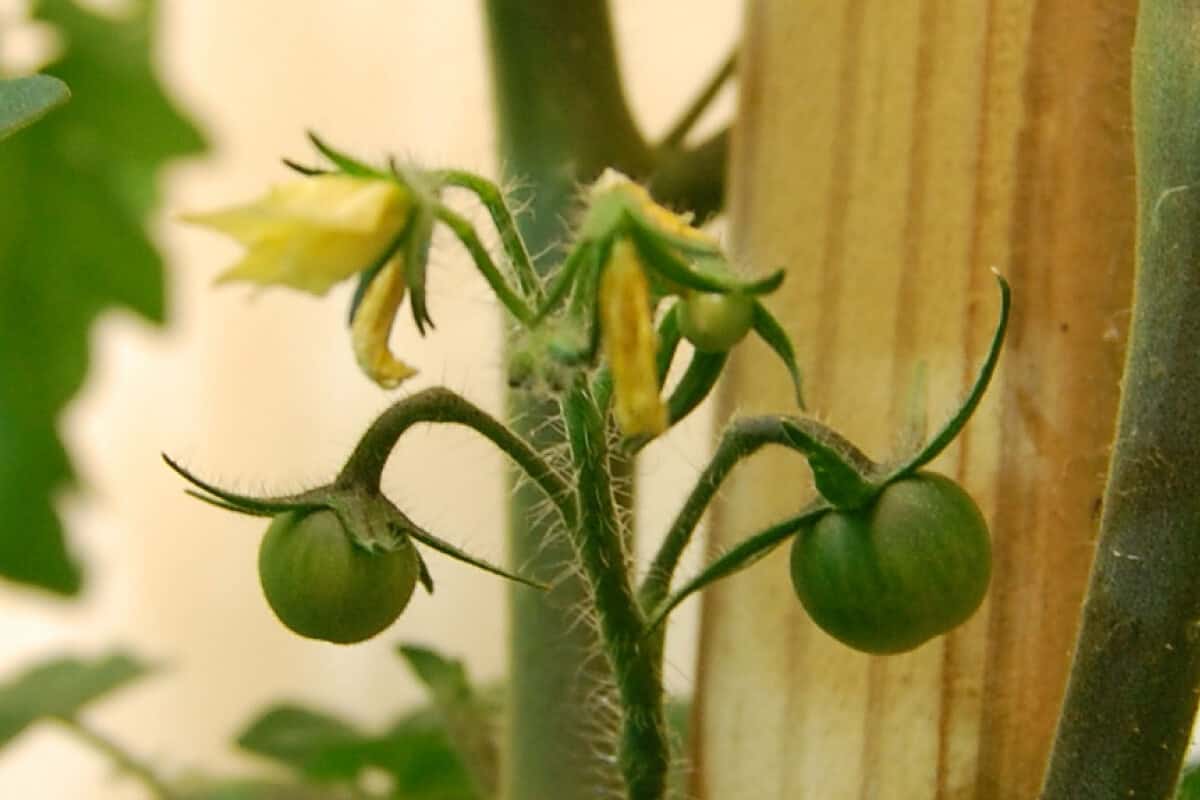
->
237;704;371;782
397;644;498;796
373;709;479;800
177;776;352;800
1179;763;1200;799
0;651;154;749
0;75;70;141
237;701;479;799
0;0;204;594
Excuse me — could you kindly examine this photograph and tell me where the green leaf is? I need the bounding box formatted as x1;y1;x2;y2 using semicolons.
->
0;0;205;594
1179;763;1200;800
398;644;498;796
236;704;370;781
0;75;69;142
0;651;154;749
176;776;348;800
372;709;479;800
235;701;480;799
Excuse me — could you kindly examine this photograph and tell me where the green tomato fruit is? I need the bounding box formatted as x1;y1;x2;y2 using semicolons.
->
677;291;755;352
789;471;991;654
258;510;419;644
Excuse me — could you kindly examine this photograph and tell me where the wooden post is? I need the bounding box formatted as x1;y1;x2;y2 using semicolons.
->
693;2;1135;797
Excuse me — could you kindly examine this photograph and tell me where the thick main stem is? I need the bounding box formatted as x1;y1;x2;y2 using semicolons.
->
484;4;651;798
1040;4;1200;797
563;382;668;800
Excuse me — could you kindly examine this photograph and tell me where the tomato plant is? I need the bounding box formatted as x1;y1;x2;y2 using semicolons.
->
788;471;991;654
258;510;420;644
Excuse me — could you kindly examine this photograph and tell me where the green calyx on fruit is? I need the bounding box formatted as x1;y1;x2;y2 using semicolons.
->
259;509;418;644
161;450;545;645
789;471;991;654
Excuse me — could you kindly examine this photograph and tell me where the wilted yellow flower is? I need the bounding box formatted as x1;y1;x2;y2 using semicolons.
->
352;258;418;388
600;239;667;436
183;174;410;295
588;169;717;250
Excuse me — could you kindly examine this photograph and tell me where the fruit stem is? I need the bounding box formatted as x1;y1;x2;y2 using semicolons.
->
435;169;541;300
638;416;795;612
336;387;575;529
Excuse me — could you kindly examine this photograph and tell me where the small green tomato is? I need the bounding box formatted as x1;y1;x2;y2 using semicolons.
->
789;471;991;654
258;510;419;644
677;291;755;352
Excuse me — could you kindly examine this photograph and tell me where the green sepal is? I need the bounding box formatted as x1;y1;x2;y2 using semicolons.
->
666;350;728;425
306;131;380;178
0;75;70;142
403;520;552;594
883;273;1010;481
534;240;594;324
414;548;435;594
547;261;603;367
779;418;880;509
162;454;330;516
279;158;325;177
405;205;437;334
645;500;830;631
655;303;684;383
627;223;784;296
184;489;276;518
751;301;807;410
346;226;409;324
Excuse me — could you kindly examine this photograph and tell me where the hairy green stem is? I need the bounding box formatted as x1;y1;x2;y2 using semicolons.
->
435;169;541;300
1040;4;1200;797
638;416;793;612
562;381;668;800
484;4;652;797
431;203;535;325
58;717;175;800
335;387;574;528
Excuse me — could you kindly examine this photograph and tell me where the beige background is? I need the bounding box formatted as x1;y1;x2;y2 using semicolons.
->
0;2;737;797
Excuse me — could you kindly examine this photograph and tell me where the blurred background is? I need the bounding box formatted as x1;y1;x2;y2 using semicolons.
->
0;1;738;796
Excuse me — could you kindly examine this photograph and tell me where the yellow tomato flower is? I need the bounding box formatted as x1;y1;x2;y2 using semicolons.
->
183;174;410;295
351;258;418;388
600;239;668;437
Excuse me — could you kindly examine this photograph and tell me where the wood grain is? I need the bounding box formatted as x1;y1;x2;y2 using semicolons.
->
691;2;1135;797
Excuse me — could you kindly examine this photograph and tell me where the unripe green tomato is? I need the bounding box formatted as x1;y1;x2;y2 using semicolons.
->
789;471;991;654
677;291;755;352
258;510;419;644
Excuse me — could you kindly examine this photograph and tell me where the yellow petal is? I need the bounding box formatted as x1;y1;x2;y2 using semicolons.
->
352;258;418;389
600;239;667;436
590;168;717;249
183;175;411;295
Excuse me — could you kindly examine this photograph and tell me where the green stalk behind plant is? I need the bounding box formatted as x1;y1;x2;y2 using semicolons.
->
1041;2;1200;796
